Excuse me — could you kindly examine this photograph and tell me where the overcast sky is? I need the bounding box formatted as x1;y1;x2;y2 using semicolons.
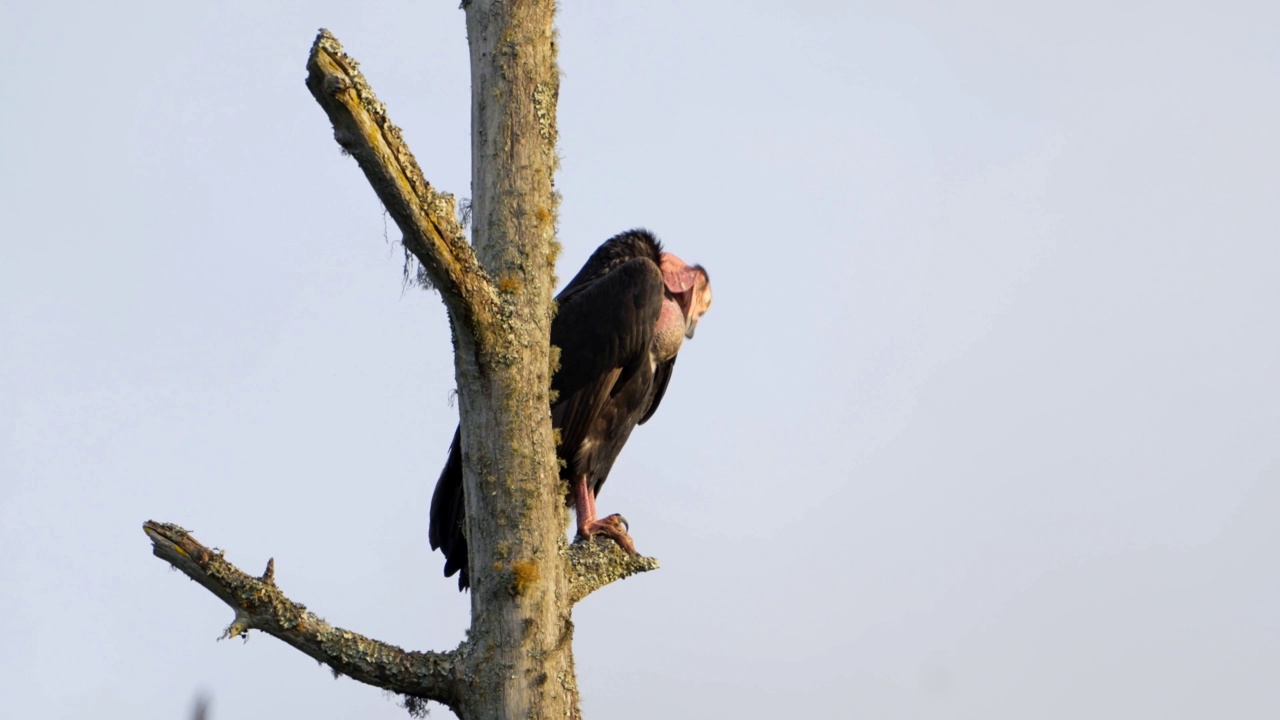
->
3;1;1279;718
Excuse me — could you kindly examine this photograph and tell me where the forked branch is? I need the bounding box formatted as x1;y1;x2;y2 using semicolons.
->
142;521;460;708
305;28;497;335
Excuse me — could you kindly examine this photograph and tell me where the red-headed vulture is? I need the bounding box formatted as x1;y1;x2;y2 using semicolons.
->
428;229;713;590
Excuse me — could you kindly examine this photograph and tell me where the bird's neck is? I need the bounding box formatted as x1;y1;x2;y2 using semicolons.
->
653;297;687;361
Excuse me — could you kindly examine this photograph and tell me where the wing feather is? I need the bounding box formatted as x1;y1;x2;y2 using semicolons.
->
638;357;676;425
551;257;664;400
551;257;665;491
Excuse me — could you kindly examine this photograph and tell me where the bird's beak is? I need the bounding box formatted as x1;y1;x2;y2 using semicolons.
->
685;318;698;340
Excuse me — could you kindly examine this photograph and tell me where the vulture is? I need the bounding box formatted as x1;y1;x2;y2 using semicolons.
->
428;229;713;589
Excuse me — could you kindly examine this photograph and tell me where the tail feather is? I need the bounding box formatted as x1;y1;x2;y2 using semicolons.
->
428;427;470;590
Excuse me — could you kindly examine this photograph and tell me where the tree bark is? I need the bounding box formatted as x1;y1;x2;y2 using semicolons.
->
143;9;660;720
453;2;574;717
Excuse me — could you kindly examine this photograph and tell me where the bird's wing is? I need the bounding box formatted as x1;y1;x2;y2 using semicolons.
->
552;256;665;398
551;256;665;469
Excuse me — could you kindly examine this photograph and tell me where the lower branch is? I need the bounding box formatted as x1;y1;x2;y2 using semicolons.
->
565;538;659;605
142;521;460;709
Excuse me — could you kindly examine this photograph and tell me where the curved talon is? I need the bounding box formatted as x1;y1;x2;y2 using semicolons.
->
578;514;638;555
573;475;638;555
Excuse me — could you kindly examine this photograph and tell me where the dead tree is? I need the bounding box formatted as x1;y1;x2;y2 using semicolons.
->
143;7;658;719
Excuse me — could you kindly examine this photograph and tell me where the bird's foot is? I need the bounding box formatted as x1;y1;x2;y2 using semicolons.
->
577;513;637;555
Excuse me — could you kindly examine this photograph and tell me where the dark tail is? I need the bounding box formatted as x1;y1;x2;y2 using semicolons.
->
428;427;470;590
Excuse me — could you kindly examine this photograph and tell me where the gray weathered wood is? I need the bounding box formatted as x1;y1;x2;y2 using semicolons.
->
454;2;575;716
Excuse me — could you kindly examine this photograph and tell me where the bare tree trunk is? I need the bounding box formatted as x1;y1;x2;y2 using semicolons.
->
454;1;576;717
142;4;658;720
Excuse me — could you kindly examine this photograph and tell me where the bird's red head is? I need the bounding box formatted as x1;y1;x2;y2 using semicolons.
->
659;252;713;339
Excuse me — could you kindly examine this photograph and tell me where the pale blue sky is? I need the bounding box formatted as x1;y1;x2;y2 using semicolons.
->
3;1;1279;718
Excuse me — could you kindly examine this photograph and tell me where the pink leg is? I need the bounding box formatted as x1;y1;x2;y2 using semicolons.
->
573;475;637;555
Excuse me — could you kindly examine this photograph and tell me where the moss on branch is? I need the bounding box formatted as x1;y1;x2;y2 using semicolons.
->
142;521;460;708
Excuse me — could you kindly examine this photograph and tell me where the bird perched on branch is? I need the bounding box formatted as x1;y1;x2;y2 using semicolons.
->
429;229;713;589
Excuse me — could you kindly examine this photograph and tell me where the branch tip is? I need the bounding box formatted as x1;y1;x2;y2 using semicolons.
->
222;609;253;642
566;539;660;604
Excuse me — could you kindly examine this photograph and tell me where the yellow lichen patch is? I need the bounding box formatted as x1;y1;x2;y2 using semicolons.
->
498;273;523;294
512;560;540;595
